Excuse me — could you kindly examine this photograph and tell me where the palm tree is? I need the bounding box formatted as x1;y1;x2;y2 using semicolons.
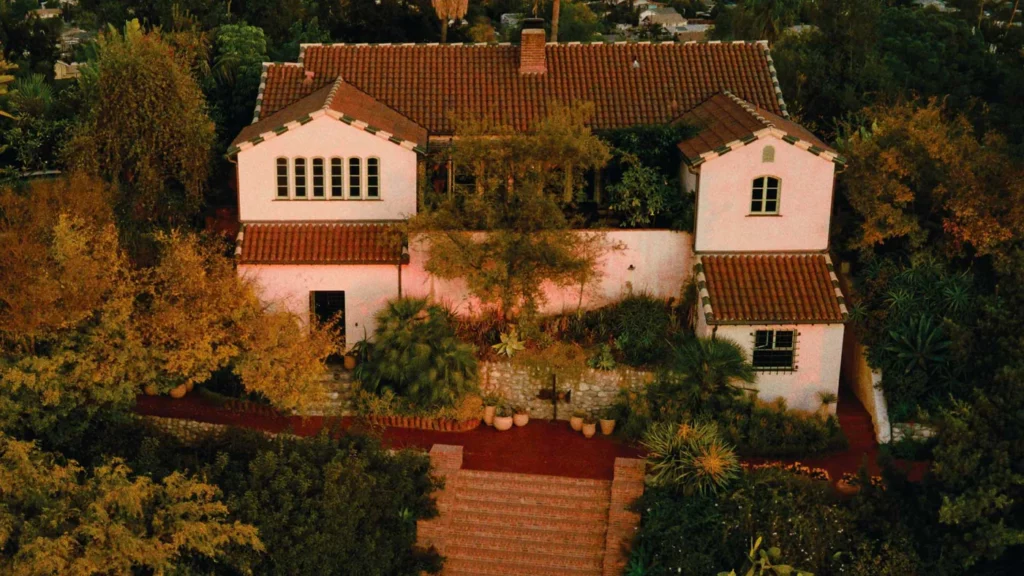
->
668;336;757;407
552;0;562;42
432;0;469;44
9;74;53;117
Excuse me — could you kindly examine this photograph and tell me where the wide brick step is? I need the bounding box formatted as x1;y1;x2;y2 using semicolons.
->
446;544;604;572
455;475;612;500
446;532;605;559
458;469;612;490
450;498;610;522
443;557;600;576
454;486;611;510
451;512;609;536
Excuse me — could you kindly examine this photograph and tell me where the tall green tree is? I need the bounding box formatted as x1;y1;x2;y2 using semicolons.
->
65;20;215;230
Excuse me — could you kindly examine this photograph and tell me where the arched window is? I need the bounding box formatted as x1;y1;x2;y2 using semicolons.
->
276;158;289;198
312;158;325;198
330;157;344;198
751;176;780;214
294;157;307;198
366;157;380;198
348;157;362;199
762;146;775;163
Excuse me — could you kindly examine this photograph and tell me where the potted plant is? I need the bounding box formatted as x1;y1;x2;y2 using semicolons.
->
482;393;500;426
168;384;188;399
570;410;586;432
513;405;530;427
836;472;861;496
582;416;597;439
599;407;616;436
143;384;159;396
493;401;514;431
817;390;838;419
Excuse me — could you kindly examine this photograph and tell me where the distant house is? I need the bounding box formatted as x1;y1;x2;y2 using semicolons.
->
639;6;687;32
28;8;62;19
227;22;849;413
54;60;80;80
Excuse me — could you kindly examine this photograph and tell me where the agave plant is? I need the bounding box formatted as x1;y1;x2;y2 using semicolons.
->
642;420;739;495
492;326;526;357
885;314;951;375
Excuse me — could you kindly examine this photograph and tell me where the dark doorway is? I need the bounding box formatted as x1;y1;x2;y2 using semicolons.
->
311;291;346;341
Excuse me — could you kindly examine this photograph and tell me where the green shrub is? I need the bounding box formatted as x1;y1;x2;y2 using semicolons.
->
719;399;849;458
355;297;478;409
610;293;671;366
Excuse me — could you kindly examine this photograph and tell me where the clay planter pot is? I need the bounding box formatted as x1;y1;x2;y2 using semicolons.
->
483;405;496;426
493;416;514;431
343;355;357;371
168;384;188;399
570;415;584;431
513;413;530;427
835;480;861;497
143;384;159;396
599;419;616;436
185;381;195;392
582;422;597;438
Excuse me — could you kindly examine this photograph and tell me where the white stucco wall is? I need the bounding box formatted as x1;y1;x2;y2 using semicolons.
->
841;331;892;442
239;263;402;344
693;137;835;252
707;323;845;413
401;229;695;315
235;116;418;222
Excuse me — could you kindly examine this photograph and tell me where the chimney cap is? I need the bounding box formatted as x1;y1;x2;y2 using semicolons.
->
522;17;545;30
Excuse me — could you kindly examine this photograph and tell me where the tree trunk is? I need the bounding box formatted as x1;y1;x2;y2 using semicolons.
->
1009;0;1020;28
441;18;449;44
551;0;561;42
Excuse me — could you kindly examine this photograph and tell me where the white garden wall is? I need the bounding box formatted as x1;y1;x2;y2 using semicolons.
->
840;330;892;443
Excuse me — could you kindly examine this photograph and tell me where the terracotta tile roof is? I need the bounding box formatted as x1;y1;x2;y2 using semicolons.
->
231;77;427;151
253;42;785;135
677;92;839;165
238;223;405;265
696;254;847;324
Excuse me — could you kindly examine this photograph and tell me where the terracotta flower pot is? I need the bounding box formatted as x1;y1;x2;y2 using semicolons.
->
570;416;584;431
513;413;529;427
599;419;616;435
185;381;195;392
494;416;514;431
343;355;357;370
836;479;860;497
484;405;496;426
582;422;597;438
168;384;188;399
143;384;159;396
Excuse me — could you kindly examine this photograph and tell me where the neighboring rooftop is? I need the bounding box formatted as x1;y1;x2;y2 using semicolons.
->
677;91;840;165
252;41;787;137
237;222;406;265
696;254;848;324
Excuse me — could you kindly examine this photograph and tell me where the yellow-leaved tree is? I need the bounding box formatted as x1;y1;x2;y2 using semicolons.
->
0;434;262;574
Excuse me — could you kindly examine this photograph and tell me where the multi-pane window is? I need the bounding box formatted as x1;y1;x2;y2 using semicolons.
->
751;176;779;214
753;330;795;371
330;157;344;198
312;158;325;198
366;157;380;198
294;157;307;198
348;157;362;198
276;158;289;198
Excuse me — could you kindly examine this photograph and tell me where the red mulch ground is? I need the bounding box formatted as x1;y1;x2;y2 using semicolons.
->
134;388;928;483
135;394;641;480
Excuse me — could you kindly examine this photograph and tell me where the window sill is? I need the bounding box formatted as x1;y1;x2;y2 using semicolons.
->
746;213;782;217
272;198;384;202
753;367;797;373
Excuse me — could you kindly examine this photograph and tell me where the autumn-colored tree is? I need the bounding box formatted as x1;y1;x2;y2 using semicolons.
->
0;434;262;575
65;20;215;230
432;0;468;44
0;51;16;120
840;99;1024;264
412;102;613;320
0;175;144;435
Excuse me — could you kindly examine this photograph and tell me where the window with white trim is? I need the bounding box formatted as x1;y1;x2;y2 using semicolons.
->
312;158;325;198
348;157;362;198
751;176;779;214
366;157;380;198
330;157;344;198
753;330;796;371
276;158;289;198
294;157;307;198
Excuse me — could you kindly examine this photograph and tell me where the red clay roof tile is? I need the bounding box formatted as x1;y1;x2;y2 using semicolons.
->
255;42;784;135
700;254;846;323
239;223;404;265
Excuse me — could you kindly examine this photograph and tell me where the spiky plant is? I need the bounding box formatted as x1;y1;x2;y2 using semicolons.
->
643;421;739;495
668;337;757;409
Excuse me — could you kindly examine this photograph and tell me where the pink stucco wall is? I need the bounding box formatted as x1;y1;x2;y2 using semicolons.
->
240;230;694;346
696;319;845;413
235;115;418;222
693;137;835;252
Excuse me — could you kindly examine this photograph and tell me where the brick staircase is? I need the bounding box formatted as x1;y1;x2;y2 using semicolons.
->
836;386;877;453
418;445;645;576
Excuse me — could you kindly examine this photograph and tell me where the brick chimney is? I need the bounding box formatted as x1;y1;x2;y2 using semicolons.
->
519;18;546;75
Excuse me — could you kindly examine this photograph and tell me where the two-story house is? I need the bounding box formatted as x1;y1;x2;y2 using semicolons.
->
228;22;848;412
